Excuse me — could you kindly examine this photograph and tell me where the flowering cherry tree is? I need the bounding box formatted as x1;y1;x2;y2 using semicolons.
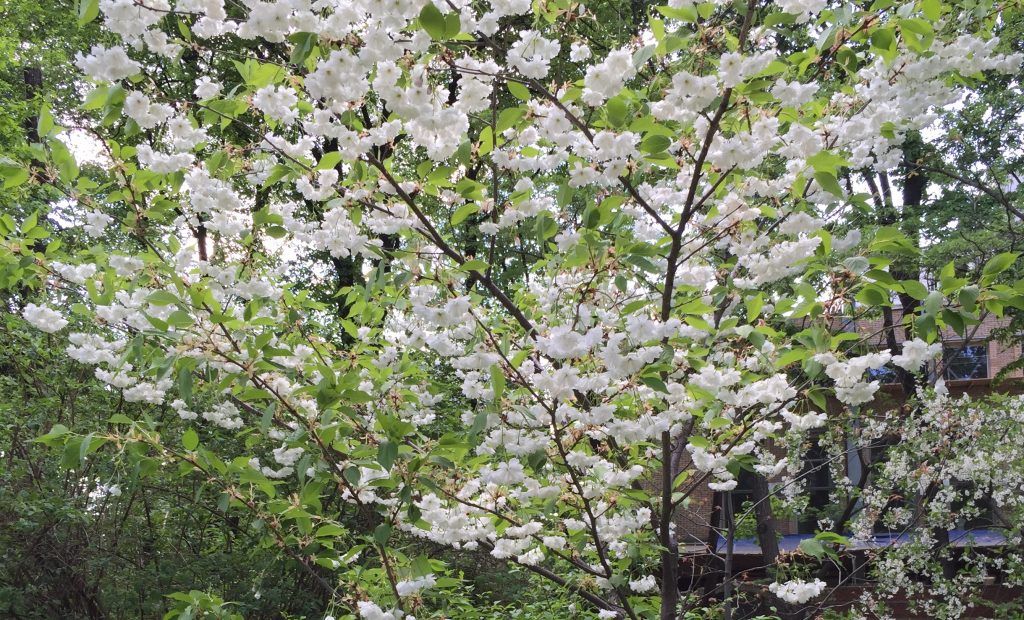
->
6;0;1024;618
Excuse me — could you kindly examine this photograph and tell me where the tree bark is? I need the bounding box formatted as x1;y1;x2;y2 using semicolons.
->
659;431;679;620
750;473;780;569
23;66;42;145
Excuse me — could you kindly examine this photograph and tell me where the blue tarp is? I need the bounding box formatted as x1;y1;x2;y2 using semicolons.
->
716;528;1007;555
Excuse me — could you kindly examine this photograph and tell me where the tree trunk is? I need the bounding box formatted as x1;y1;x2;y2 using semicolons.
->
23;66;42;145
750;473;780;569
659;432;679;620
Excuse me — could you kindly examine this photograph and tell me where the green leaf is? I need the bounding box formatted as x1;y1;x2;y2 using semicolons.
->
606;96;629;128
900;280;929;300
419;3;447;39
34;424;70;446
183;428;199;451
939;260;956;283
959;286;979;312
765;11;797;27
79;433;105;465
921;0;942;20
63;437;83;468
982;252;1018;278
378;441;397;470
262;164;292;187
490;364;506;400
856;284;889;307
78;0;99;25
378;414;414;440
496;107;524;133
289;32;317;65
444;12;461;38
813;171;843;198
37;105;56;138
641;134;671;154
806;387;828;410
147;290;179;306
807;150;848;175
656;5;698;21
623;35;651;65
865;269;897;286
316;151;342;170
178;368;193;405
373;523;392;545
461;258;488;273
843;257;869;274
871;28;898;64
478;126;494;155
745;293;764;322
799;538;826;559
49;139;79;182
690;437;717;454
316;523;347;539
0;160;29;189
535;213;558;243
556;184;574;208
451;204;479;225
899;17;934;37
815;531;850;546
233;59;285;88
343;389;374;404
507;80;531;101
411;554;434;577
641;376;668;393
343;465;361;486
625;255;659;273
942;308;965;336
19;212;37;236
776;348;808;369
167;310;194;328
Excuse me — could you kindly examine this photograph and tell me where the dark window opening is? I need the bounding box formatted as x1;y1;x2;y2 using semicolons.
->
952;482;999;530
725;468;758;530
798;438;835;534
944;344;988;381
867;363;899;384
870;437;911;535
863;345;899;384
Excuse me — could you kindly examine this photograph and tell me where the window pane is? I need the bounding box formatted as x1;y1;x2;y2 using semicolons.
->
944;344;988;380
867;364;898;384
798;439;834;534
726;469;757;529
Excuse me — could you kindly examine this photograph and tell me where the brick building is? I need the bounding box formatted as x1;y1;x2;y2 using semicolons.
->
674;311;1023;553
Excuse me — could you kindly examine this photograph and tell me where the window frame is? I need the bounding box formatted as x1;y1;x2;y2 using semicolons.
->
797;436;836;534
943;342;989;382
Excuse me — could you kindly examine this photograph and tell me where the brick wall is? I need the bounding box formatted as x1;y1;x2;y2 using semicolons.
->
853;310;1022;381
674;311;1023;548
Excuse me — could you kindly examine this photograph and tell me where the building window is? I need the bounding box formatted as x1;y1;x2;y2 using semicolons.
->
866;363;899;384
952;482;998;530
862;346;899;384
725;468;758;530
797;438;835;534
944;344;988;381
870;436;908;534
723;441;838;535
